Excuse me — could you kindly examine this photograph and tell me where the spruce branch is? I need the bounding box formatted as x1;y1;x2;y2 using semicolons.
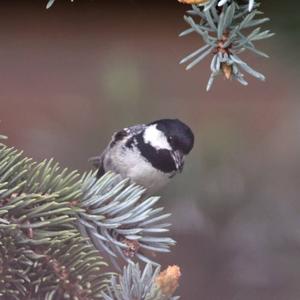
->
102;263;181;300
0;136;176;299
0;228;109;299
0;143;109;299
178;0;274;90
77;172;176;269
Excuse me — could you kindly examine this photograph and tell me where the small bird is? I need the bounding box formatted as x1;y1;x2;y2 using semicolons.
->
90;119;194;193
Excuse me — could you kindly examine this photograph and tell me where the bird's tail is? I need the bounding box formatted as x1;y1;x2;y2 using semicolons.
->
89;156;105;178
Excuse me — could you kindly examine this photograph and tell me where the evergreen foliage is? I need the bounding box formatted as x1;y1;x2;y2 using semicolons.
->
46;0;274;90
7;1;276;298
179;0;274;90
78;173;175;269
102;263;180;300
0;136;177;299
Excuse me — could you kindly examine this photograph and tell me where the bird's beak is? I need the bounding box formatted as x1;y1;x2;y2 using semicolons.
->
172;150;184;172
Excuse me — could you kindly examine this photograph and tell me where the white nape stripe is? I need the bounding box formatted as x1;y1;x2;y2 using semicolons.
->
143;124;171;150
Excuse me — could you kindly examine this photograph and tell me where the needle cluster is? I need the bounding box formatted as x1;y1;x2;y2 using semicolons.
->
0;135;177;299
179;0;274;90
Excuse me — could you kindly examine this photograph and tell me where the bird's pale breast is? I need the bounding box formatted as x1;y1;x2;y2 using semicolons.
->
103;143;171;193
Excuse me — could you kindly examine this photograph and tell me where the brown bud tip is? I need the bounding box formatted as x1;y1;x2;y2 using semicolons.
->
155;265;181;297
221;63;232;80
122;239;140;258
178;0;208;4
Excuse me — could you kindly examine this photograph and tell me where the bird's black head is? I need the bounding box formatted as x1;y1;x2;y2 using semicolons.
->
149;119;194;155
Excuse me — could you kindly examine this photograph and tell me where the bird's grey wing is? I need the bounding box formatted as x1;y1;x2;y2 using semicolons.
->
89;128;129;178
89;149;107;178
124;124;146;136
108;124;146;149
89;124;145;178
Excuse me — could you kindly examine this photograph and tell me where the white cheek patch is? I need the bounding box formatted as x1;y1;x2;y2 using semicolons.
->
143;124;171;150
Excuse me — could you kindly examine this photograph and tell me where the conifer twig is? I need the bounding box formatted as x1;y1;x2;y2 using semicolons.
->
102;263;181;300
77;172;176;269
178;0;274;90
0;136;175;299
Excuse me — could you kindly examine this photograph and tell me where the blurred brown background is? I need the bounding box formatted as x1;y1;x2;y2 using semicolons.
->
1;1;300;299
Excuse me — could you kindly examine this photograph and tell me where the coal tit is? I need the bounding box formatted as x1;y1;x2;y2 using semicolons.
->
90;119;194;193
